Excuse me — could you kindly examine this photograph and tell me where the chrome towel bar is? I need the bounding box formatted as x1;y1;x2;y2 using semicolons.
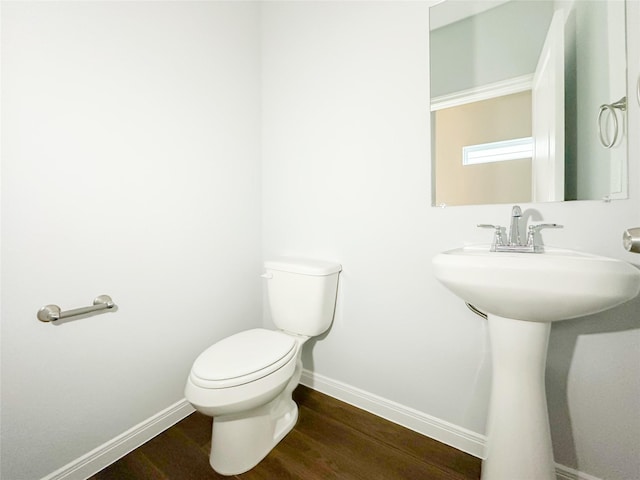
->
37;295;115;322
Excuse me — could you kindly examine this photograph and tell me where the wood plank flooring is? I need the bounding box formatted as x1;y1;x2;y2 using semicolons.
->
90;385;481;480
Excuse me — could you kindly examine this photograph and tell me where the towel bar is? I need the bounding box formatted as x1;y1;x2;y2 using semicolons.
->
597;96;626;148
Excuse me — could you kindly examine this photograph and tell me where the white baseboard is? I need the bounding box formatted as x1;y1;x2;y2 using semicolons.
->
555;464;603;480
300;369;602;480
40;399;195;480
300;369;486;458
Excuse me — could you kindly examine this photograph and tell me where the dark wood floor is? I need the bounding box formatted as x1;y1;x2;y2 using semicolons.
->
90;385;481;480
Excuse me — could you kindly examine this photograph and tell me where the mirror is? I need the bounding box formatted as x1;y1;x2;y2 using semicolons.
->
430;0;628;207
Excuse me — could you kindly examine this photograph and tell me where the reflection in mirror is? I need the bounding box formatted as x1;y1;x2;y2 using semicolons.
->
430;0;628;207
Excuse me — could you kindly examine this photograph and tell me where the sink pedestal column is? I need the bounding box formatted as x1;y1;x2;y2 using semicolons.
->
482;315;555;480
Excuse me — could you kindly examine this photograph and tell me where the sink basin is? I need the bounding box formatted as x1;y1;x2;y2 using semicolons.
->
432;244;640;322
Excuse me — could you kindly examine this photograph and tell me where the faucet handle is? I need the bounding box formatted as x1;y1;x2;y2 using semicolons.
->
478;224;506;250
528;223;563;233
526;223;563;247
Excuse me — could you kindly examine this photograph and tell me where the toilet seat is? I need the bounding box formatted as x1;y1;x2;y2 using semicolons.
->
190;329;297;389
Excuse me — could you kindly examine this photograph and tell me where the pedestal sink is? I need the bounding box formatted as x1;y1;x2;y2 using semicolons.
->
432;245;640;480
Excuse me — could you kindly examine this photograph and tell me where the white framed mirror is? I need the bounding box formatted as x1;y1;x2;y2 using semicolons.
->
430;0;628;207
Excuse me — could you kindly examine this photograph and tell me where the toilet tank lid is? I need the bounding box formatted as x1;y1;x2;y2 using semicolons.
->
265;257;342;276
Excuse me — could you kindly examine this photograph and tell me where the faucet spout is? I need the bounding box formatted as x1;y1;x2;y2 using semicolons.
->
509;205;522;246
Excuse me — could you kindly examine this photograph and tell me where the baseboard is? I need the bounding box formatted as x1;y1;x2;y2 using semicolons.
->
300;369;486;458
555;464;603;480
40;399;195;480
300;369;603;480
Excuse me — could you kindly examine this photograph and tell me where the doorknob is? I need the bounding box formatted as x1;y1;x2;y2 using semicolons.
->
623;228;640;253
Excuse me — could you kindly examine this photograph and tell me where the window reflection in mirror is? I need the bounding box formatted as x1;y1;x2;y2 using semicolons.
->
430;0;628;207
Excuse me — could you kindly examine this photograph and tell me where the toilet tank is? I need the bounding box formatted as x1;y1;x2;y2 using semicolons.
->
264;257;342;337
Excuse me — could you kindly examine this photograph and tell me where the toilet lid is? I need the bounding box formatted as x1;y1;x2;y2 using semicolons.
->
190;329;297;389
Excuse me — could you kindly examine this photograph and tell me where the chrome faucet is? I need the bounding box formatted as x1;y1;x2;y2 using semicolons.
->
478;205;562;253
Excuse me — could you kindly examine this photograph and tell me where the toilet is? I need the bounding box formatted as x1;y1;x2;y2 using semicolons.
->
185;257;342;476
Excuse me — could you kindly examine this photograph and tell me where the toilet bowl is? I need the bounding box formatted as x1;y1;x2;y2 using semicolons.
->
185;257;341;476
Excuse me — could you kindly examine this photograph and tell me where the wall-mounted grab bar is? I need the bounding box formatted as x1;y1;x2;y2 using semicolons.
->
597;96;627;148
37;295;115;322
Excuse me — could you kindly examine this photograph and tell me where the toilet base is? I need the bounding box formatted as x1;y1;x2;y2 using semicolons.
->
209;391;299;475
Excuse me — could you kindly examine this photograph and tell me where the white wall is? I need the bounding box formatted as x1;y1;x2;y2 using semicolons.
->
261;2;640;480
1;2;262;479
2;2;639;480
